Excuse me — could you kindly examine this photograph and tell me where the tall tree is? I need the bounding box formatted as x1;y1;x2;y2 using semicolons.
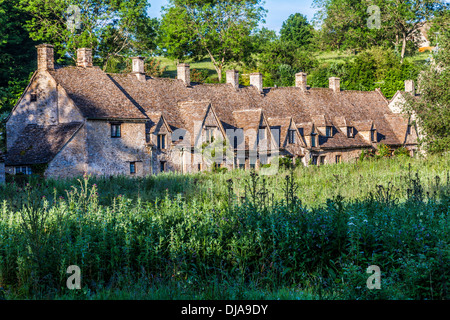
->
158;0;266;82
0;0;36;87
313;0;388;51
405;30;450;153
19;0;158;70
0;0;36;151
379;0;448;63
280;13;313;49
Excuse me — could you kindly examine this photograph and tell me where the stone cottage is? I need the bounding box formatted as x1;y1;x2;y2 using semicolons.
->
1;44;419;178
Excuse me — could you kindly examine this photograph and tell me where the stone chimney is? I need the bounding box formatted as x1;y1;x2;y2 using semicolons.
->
226;69;239;89
250;72;263;93
405;80;415;95
329;77;340;92
77;48;93;68
132;56;146;81
177;63;190;86
36;44;54;71
295;72;307;91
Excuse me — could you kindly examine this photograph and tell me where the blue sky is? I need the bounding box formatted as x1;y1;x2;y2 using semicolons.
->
147;0;319;33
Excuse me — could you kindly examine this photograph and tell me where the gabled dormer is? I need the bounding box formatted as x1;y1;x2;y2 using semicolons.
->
297;122;317;148
334;116;354;138
311;115;334;138
352;120;377;143
232;109;275;151
268;117;305;149
153;114;172;150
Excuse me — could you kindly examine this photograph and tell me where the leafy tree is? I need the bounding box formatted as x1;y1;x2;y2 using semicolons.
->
344;51;378;91
0;0;37;151
428;7;450;46
251;27;278;53
378;0;448;63
19;0;158;70
404;30;450;153
158;0;266;82
308;61;346;88
308;47;420;97
280;13;313;49
258;40;318;86
313;0;447;60
312;0;389;51
0;0;36;87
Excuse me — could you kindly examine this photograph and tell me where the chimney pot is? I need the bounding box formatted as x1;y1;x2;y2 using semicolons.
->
405;80;415;95
295;72;307;91
226;70;239;89
36;44;54;71
177;63;190;86
132;57;146;81
329;77;340;92
77;48;93;68
250;72;263;93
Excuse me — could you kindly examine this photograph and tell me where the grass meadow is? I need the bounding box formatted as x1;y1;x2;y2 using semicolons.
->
0;154;448;300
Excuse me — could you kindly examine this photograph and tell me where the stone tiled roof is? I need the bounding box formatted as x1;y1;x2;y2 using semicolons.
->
47;67;407;149
49;67;147;120
5;122;83;165
384;113;410;145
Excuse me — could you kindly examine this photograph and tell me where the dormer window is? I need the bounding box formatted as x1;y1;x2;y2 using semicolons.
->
326;126;332;137
157;134;167;149
288;130;296;144
347;126;354;138
30;93;37;102
111;123;121;138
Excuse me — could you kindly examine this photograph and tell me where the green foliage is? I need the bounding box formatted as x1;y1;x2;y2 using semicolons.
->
393;146;410;157
308;47;421;98
158;0;266;81
0;0;37;87
377;144;391;158
19;0;158;69
313;0;446;61
258;40;318;87
312;0;389;51
280;13;313;49
0;155;449;300
190;68;209;83
404;30;450;154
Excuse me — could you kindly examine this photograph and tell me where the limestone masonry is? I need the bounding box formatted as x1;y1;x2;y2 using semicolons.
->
1;44;419;179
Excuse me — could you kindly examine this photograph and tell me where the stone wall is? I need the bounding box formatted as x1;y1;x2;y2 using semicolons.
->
6;71;83;150
309;148;365;165
46;123;87;178
85;120;151;177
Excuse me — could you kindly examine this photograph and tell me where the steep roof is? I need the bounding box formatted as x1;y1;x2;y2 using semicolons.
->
51;69;406;148
5;122;83;165
49;67;147;120
384;113;410;145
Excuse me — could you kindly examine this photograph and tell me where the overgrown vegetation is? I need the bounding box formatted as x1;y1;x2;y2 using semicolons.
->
0;155;448;300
